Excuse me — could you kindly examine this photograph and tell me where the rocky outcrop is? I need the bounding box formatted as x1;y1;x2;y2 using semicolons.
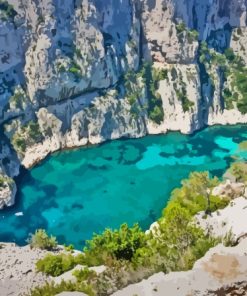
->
0;243;51;295
196;196;247;242
0;241;105;296
113;190;247;296
1;0;140;109
112;237;247;296
0;174;16;209
4;89;147;168
212;180;246;200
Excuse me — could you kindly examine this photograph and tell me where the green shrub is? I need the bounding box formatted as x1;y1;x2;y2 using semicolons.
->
30;280;95;296
210;195;229;211
84;223;147;264
170;172;220;216
141;64;165;124
0;174;14;188
188;30;199;43
149;105;164;124
152;203;218;271
0;0;17;20
69;67;80;75
73;267;97;282
176;89;194;112
36;253;83;276
123;70;144;114
224;48;235;62
27;229;57;250
123;64;165;123
58;65;66;73
12;121;43;154
37;15;44;25
176;22;186;34
222;230;235;247
69;62;82;78
64;244;75;252
173;71;194;112
228;162;247;182
153;68;168;81
36;252;88;276
12;136;26;153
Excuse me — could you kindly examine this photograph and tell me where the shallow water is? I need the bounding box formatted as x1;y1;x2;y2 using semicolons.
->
1;125;247;249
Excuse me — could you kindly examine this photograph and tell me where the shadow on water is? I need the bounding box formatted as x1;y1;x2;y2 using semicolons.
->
1;124;247;248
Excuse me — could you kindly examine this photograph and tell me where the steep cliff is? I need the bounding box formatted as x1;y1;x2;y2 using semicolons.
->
1;0;247;207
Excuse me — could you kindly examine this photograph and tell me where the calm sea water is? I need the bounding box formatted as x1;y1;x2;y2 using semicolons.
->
1;125;247;249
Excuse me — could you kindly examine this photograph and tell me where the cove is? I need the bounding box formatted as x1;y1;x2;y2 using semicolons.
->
1;125;247;249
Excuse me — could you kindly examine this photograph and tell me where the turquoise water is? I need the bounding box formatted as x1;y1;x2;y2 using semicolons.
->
1;125;247;249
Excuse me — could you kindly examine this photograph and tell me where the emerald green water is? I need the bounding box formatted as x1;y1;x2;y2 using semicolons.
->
1;125;247;248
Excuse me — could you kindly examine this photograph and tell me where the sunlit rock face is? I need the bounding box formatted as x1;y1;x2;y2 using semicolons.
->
0;0;140;107
1;0;247;207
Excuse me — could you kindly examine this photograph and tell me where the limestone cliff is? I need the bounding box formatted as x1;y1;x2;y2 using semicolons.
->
1;0;247;207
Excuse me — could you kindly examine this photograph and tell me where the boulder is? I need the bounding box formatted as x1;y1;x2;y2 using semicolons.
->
212;180;245;200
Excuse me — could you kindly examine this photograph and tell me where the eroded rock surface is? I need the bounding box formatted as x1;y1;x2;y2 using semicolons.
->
0;243;51;295
112;238;247;296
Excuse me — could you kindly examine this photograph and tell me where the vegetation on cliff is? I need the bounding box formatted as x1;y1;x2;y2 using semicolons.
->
11;121;43;155
0;174;14;189
0;0;17;20
27;229;57;250
31;171;231;296
199;42;247;113
124;63;165;124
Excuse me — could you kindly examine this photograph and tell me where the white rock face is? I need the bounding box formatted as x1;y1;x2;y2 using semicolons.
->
212;180;245;200
196;196;247;241
112;237;247;296
0;243;51;296
2;0;140;107
17;90;147;168
0;243;91;296
156;63;202;134
141;0;198;64
230;27;247;65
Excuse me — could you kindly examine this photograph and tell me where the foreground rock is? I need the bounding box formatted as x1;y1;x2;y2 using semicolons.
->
196;196;247;242
0;242;105;296
0;243;51;296
112;238;247;296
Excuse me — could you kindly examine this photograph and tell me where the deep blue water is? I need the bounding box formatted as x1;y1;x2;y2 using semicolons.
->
1;125;247;249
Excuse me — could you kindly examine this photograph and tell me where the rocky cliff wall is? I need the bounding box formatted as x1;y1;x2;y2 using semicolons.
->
1;0;247;207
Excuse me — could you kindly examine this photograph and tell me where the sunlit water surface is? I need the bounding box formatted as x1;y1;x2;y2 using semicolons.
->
1;125;247;248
